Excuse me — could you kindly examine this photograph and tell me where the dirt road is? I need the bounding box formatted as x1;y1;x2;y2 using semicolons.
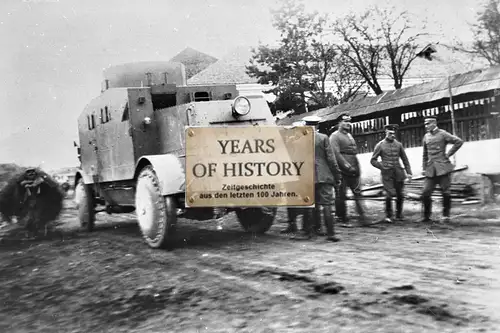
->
1;200;500;333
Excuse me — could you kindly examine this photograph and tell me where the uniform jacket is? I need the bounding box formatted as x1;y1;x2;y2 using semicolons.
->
370;138;412;181
329;130;360;177
422;128;463;177
314;131;341;185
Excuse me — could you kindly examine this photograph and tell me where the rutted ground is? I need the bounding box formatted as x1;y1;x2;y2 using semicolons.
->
1;200;500;333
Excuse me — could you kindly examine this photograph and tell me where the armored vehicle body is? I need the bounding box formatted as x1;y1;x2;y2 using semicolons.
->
74;61;278;248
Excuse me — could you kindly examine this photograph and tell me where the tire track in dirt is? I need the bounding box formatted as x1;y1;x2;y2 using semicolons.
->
2;203;499;332
70;226;441;331
97;228;492;331
90;212;500;326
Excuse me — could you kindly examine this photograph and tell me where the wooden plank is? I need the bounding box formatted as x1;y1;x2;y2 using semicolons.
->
360;166;469;192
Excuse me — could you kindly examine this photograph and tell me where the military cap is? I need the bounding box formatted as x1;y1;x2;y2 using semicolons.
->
336;113;352;123
302;115;322;125
424;115;437;122
24;168;38;178
384;124;399;131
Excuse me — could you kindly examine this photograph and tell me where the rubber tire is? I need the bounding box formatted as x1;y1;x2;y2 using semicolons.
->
135;166;177;249
235;207;277;234
75;178;96;232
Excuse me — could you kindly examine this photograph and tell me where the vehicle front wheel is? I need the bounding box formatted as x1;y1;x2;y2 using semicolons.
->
235;207;277;234
135;166;177;249
75;178;95;232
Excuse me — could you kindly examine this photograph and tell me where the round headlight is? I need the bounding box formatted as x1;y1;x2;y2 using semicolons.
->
232;96;251;117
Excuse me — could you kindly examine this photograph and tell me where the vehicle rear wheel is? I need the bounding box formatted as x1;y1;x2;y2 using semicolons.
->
75;178;95;232
235;207;277;234
135;166;177;249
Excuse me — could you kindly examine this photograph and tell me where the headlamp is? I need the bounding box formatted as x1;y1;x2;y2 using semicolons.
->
232;96;251;117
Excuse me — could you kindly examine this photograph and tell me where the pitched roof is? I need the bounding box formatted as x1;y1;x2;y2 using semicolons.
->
187;42;485;86
168;47;218;80
277;64;500;125
187;46;258;85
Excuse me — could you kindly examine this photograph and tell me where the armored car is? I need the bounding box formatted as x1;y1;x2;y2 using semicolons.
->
74;61;278;249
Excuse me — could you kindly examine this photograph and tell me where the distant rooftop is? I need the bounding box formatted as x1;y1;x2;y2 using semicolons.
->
168;47;218;80
186;42;487;87
187;46;259;85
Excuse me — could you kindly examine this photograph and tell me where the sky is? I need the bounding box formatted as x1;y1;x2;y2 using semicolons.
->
0;0;484;170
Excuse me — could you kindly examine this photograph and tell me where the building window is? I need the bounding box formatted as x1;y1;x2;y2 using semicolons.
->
100;108;104;124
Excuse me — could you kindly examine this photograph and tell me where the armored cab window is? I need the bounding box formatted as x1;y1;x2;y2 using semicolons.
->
121;103;130;121
194;92;211;102
87;114;96;130
152;94;177;110
101;107;111;124
105;106;111;122
223;93;232;100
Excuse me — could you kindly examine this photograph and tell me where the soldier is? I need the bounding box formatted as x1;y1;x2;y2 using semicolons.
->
0;167;64;238
370;124;413;223
329;113;368;226
281;207;303;234
293;115;342;242
281;121;306;234
421;116;463;222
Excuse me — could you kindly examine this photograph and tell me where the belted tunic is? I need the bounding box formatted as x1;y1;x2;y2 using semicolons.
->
329;130;360;177
370;138;412;197
422;128;463;177
371;138;412;180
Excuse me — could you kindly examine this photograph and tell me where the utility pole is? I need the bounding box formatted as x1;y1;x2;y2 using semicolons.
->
447;75;457;136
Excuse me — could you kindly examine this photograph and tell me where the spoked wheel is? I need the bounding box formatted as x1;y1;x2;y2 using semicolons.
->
235;207;277;234
75;178;95;232
135;166;177;249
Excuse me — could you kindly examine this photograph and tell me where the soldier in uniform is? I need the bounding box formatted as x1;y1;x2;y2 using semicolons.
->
329;113;367;226
294;115;342;242
370;124;413;223
0;167;64;238
281;121;306;234
281;207;303;233
421;116;463;222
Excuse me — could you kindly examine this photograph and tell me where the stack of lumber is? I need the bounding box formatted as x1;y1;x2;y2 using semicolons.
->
351;165;481;204
403;178;479;204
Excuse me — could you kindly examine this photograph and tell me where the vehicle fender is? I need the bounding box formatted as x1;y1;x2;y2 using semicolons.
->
74;169;93;188
134;154;185;196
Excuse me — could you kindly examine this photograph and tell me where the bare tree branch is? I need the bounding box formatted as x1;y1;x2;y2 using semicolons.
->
246;0;365;113
330;5;427;93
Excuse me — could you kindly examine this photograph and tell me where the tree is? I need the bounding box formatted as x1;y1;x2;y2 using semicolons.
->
331;5;427;94
469;0;500;65
332;11;385;95
379;7;427;89
308;37;367;106
246;0;364;114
